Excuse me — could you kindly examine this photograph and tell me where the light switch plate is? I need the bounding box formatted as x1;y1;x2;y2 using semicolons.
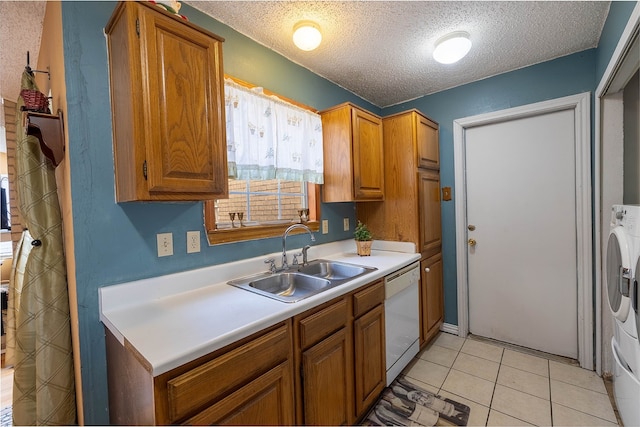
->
157;233;173;257
322;219;329;234
442;186;452;201
187;231;200;253
343;218;349;231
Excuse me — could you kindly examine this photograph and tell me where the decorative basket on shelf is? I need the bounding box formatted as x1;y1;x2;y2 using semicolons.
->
20;89;50;113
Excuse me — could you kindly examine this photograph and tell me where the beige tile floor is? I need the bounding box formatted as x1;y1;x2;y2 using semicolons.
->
402;332;621;426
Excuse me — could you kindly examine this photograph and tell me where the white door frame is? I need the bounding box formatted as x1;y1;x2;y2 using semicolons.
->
595;3;640;375
454;92;593;369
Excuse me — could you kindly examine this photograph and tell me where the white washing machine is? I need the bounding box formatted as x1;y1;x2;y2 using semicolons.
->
606;205;640;427
607;205;638;340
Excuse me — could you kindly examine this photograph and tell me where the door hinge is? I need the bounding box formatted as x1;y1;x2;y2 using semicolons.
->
135;18;140;37
143;160;148;180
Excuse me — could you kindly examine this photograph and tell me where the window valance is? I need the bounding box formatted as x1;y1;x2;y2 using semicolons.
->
224;79;324;184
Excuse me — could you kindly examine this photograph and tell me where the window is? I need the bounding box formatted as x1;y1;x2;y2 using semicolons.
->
216;179;310;225
205;76;322;245
205;181;319;244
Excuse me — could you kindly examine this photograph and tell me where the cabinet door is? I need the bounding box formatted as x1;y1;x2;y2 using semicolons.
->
420;253;443;345
352;108;384;201
140;7;227;196
417;115;439;170
183;361;294;425
418;170;442;254
302;328;354;425
354;305;386;417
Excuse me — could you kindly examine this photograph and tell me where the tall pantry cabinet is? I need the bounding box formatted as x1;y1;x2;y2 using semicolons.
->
357;109;443;345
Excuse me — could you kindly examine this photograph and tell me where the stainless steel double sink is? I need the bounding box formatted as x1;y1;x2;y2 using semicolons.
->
228;259;377;303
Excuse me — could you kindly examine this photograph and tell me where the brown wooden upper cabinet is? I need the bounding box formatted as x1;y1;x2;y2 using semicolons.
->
357;110;441;255
417;113;440;170
106;1;228;202
320;103;384;202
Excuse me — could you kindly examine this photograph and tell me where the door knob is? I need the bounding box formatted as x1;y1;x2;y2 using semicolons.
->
468;238;477;247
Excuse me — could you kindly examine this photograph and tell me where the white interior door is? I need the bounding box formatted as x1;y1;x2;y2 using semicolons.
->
465;109;579;358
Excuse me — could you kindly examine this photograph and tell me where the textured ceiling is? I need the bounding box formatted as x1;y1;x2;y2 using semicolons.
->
0;1;46;103
0;1;611;109
189;1;611;107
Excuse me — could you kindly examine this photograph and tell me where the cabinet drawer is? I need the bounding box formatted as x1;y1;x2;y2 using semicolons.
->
298;298;348;349
166;323;290;423
353;280;384;318
183;361;294;425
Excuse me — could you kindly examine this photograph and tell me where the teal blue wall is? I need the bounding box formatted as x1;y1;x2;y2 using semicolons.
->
60;1;637;424
60;3;376;424
596;1;638;83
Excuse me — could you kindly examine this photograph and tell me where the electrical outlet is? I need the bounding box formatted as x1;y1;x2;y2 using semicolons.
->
157;232;173;257
187;231;200;253
343;217;349;231
322;219;329;234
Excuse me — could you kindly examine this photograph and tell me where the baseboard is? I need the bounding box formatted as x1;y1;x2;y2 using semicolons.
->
440;323;459;335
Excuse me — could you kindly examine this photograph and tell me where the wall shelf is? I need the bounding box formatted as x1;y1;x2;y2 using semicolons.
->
24;109;65;167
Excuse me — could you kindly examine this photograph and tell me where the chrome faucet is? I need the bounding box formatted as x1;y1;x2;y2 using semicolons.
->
281;224;315;270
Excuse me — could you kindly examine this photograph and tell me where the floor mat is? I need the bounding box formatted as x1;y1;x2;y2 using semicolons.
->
363;376;471;426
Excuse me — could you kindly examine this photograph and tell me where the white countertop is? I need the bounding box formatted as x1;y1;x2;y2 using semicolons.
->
100;239;420;375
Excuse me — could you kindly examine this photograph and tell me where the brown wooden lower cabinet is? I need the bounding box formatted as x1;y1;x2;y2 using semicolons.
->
105;321;294;425
295;279;385;425
353;304;385;416
105;280;388;426
420;252;444;345
183;361;294;425
301;327;353;425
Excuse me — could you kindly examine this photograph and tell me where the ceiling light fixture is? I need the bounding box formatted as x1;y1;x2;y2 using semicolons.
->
433;31;472;64
293;21;322;51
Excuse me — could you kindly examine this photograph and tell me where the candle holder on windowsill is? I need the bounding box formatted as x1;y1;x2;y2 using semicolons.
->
297;209;309;223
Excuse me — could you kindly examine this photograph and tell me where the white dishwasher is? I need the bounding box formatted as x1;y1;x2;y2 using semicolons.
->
384;261;421;386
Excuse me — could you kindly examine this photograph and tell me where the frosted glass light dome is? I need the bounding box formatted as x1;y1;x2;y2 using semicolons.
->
433;32;472;64
293;21;322;51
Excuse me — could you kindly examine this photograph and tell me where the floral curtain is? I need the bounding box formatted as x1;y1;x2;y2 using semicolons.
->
225;79;324;183
8;71;76;425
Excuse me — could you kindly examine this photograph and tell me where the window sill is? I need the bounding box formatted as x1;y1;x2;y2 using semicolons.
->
207;221;320;245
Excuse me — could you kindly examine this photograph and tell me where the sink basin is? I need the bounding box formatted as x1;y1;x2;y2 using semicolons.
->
249;273;331;299
228;260;377;303
297;259;373;281
228;272;331;303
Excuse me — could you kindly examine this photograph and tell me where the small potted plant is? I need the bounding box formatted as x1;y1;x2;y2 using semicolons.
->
354;220;373;256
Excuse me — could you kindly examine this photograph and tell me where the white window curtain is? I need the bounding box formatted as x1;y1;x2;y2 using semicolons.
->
225;79;324;184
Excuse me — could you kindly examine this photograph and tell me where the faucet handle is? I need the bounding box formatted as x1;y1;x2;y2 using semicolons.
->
264;258;277;273
292;252;303;266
